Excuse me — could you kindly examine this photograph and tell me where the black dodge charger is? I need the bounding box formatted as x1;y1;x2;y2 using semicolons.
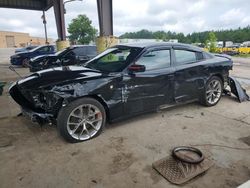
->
9;42;233;142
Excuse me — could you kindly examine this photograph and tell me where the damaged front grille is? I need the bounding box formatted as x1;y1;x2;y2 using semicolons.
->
9;84;43;112
28;90;63;115
10;84;62;115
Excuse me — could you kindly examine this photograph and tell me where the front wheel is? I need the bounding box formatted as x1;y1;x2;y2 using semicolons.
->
201;76;223;107
57;98;106;143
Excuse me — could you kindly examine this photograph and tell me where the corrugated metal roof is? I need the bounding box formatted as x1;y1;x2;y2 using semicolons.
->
0;0;53;11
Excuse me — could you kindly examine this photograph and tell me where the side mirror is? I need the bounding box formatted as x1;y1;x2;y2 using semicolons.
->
128;64;145;73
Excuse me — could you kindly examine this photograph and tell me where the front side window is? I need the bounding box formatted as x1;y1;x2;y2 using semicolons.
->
136;49;171;71
85;47;141;72
175;50;197;65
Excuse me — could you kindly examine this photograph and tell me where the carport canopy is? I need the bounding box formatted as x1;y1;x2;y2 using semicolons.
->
0;0;53;11
0;0;114;45
0;0;66;41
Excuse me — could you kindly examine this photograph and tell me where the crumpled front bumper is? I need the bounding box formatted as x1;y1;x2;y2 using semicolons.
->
10;57;22;65
21;108;54;125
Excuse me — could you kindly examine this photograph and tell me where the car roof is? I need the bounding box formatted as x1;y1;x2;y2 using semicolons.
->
71;45;96;48
115;42;203;52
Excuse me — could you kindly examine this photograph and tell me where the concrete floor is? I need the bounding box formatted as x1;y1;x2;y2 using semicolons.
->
0;58;250;188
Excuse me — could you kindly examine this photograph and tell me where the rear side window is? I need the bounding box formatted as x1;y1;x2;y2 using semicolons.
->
175;50;197;65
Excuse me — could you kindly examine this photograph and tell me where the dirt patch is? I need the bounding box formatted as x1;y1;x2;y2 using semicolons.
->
239;135;250;146
145;144;162;154
71;149;81;156
109;136;126;151
109;152;136;174
0;136;13;148
143;165;162;184
108;136;136;175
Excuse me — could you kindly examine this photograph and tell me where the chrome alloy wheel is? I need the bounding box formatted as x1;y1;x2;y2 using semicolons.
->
66;104;103;141
206;79;222;105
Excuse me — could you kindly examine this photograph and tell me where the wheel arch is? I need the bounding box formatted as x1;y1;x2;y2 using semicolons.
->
209;73;224;84
213;74;223;82
68;94;111;122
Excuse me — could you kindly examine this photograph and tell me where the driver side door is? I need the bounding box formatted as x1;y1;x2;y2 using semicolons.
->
122;48;175;115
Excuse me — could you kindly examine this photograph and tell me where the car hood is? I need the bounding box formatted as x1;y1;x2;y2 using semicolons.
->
11;51;28;58
16;66;104;90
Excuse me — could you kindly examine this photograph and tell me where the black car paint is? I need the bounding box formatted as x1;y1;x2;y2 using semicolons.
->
29;45;97;72
15;46;38;53
228;77;250;102
9;43;233;124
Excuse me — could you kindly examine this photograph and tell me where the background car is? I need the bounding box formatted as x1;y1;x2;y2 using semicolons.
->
29;45;97;72
9;42;233;143
10;45;56;67
15;45;38;53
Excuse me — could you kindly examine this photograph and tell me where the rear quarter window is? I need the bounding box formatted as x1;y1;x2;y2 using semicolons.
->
175;50;197;65
203;52;214;59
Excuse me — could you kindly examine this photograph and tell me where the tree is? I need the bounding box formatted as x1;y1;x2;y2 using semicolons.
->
119;26;250;44
67;15;97;44
205;32;217;53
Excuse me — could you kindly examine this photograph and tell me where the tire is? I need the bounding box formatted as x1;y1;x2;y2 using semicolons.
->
201;76;223;107
57;97;106;143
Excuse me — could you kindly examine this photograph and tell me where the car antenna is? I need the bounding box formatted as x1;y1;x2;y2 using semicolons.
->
9;66;23;79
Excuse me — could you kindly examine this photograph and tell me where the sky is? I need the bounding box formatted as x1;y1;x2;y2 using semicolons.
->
0;0;250;39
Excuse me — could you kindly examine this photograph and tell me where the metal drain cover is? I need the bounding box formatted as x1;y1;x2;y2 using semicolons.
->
152;154;213;185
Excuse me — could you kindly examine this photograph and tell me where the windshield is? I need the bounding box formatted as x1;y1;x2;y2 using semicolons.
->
85;46;142;72
29;46;42;52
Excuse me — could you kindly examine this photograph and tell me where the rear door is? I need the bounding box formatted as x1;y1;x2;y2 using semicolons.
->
173;47;206;103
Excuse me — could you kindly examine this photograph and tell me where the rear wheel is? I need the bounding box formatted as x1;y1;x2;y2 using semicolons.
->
201;76;223;106
57;97;106;143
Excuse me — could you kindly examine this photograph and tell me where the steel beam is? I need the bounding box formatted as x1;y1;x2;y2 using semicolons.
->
53;0;66;41
96;0;113;36
0;0;53;11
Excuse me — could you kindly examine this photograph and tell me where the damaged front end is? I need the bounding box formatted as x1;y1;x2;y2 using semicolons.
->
8;66;106;126
9;83;63;125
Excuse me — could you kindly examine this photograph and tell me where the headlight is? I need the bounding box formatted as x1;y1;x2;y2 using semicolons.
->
30;91;62;111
